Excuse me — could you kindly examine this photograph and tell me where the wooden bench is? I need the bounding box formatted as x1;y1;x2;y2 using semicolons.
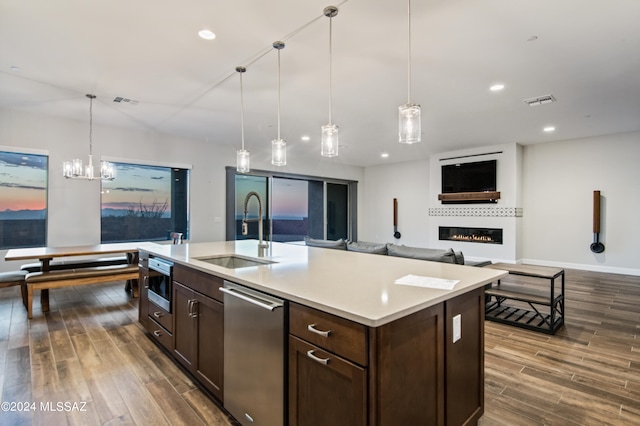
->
0;270;28;308
25;264;139;319
484;263;565;334
20;256;129;273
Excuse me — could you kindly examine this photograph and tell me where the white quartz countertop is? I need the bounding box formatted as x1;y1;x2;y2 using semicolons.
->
140;240;508;327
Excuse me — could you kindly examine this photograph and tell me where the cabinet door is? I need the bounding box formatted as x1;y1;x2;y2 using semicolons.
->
445;287;484;426
289;336;366;426
138;266;150;329
193;292;224;401
173;282;197;371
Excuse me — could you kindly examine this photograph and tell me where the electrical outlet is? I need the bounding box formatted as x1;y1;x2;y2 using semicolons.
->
453;314;461;343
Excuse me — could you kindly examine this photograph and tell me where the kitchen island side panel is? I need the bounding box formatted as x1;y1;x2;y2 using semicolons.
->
445;287;485;426
372;302;445;426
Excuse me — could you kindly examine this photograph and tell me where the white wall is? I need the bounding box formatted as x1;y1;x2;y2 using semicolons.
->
361;160;430;247
361;134;640;275
521;131;640;275
0;108;363;272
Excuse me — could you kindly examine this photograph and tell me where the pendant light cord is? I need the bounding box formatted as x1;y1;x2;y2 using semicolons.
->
328;15;334;125
407;0;412;104
239;70;245;150
277;47;281;140
88;95;94;156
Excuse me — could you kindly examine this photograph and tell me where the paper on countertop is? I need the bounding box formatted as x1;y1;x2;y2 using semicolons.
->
394;274;460;290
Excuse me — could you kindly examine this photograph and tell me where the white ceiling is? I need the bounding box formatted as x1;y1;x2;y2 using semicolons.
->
1;0;639;167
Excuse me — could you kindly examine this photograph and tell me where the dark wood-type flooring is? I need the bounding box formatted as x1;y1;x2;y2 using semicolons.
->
0;268;638;425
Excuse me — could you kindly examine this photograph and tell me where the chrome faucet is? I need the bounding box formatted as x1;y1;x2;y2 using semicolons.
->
242;191;269;254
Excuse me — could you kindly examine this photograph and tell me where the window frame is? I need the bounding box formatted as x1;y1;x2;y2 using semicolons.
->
0;146;49;249
100;159;191;243
225;166;357;242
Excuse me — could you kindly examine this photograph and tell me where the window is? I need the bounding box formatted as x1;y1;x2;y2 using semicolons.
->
226;167;357;242
272;178;309;242
0;150;48;249
101;162;189;242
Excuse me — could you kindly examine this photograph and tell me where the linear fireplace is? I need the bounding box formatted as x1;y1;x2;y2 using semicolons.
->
439;226;503;244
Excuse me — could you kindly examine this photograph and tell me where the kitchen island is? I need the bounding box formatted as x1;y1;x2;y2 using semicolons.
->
139;240;507;426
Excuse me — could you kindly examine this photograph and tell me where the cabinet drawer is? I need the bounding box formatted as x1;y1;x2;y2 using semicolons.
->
148;300;173;332
174;264;224;302
148;318;173;352
289;303;367;366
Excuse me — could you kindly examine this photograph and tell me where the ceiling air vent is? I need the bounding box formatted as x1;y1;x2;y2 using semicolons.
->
523;94;556;107
113;96;139;105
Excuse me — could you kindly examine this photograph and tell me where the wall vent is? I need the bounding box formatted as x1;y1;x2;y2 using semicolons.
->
113;96;139;105
523;94;556;107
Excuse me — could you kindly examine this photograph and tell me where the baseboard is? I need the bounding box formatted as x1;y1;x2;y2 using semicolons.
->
520;258;640;277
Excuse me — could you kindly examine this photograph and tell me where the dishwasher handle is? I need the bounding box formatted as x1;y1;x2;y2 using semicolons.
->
219;286;283;311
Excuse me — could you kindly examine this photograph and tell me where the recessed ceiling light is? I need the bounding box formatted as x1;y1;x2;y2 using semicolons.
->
381;153;389;158
301;135;310;142
10;66;21;71
490;84;505;92
198;29;216;40
543;126;556;132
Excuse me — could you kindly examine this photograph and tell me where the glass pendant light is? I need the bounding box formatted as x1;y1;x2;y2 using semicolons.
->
271;41;286;166
321;6;339;157
399;0;421;144
236;66;250;173
63;94;116;180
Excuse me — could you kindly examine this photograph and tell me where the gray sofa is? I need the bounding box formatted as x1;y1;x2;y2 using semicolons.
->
304;237;491;267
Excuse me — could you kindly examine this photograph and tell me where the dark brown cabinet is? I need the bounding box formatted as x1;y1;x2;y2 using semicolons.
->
138;264;149;329
173;282;197;367
172;268;224;401
289;335;367;426
289;303;368;426
138;255;486;426
445;287;485;426
288;292;481;426
139;253;173;352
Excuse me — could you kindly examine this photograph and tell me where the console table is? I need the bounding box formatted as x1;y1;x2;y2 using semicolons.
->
484;263;565;334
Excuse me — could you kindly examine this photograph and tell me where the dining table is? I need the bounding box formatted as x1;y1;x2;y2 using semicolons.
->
4;242;149;309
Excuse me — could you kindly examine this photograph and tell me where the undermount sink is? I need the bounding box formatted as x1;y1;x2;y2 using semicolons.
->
195;255;276;269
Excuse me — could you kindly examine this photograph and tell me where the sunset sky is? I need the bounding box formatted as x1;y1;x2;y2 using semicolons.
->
235;175;308;219
0;151;47;211
101;163;172;213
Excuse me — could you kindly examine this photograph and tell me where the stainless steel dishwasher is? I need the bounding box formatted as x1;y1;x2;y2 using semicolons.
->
220;280;286;426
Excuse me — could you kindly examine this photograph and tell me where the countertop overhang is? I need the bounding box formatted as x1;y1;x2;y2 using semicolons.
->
140;240;507;327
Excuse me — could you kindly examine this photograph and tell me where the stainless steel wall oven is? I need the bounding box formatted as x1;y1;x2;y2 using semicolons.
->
147;257;173;312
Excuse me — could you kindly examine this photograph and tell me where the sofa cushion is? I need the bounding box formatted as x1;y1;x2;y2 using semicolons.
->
305;237;347;250
386;244;457;264
346;241;388;255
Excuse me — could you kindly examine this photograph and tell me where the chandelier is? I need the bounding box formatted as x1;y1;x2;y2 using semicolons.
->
63;94;115;180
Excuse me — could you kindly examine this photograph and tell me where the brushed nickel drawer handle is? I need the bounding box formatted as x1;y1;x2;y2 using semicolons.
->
153;330;162;337
307;350;330;365
188;299;199;318
153;311;163;318
307;324;331;337
143;276;149;289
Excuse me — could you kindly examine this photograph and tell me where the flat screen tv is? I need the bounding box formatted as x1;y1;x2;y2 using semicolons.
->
441;159;497;193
